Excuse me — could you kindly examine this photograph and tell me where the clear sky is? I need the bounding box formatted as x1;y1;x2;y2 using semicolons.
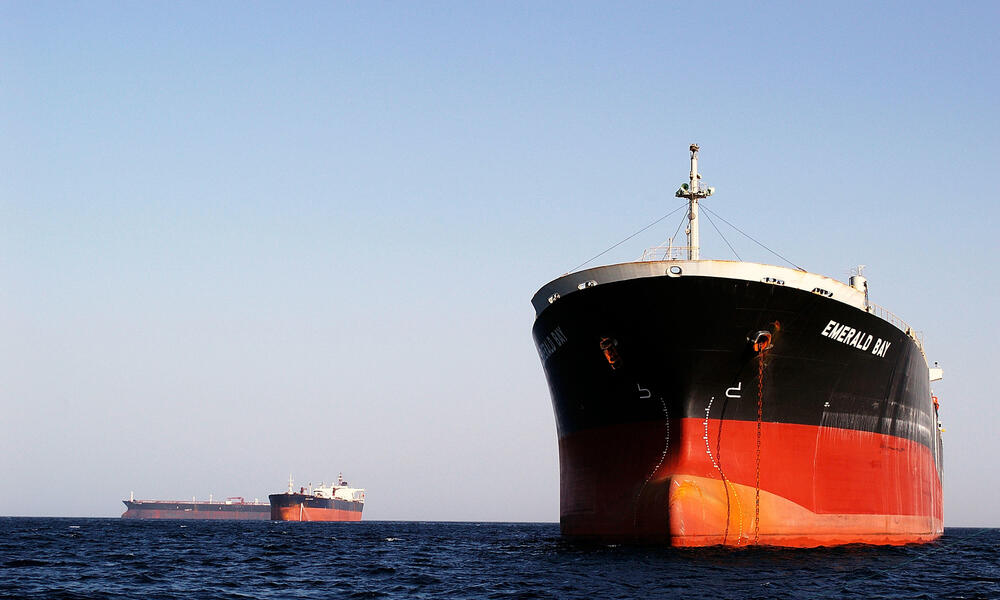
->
1;2;997;525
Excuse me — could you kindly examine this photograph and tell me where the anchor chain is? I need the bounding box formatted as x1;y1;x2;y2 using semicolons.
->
754;351;765;545
748;321;778;545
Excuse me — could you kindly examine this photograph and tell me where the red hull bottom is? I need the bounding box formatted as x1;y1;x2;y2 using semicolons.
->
559;418;943;547
271;505;363;522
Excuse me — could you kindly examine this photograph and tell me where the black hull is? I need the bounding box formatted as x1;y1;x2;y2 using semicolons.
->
532;268;943;546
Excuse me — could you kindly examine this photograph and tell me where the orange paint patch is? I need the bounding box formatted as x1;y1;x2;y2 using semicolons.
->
668;474;942;547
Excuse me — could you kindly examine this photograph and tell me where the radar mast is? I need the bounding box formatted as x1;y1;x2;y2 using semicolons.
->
675;144;714;260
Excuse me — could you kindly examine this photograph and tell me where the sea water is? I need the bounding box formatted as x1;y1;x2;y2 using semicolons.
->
1;518;997;599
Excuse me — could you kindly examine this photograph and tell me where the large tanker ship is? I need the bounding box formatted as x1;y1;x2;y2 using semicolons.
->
269;474;365;522
121;493;269;520
531;145;944;547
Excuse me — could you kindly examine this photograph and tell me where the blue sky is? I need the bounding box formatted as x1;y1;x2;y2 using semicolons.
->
1;2;997;524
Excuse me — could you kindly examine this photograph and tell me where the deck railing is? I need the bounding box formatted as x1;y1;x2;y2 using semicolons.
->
640;245;694;261
868;302;925;357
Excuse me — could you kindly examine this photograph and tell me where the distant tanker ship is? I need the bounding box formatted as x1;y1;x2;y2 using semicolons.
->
531;145;944;547
121;493;269;520
269;474;365;522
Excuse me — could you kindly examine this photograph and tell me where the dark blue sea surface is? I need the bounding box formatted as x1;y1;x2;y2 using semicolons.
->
0;519;996;599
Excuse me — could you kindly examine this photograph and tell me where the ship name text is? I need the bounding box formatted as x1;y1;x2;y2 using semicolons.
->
537;326;568;362
820;320;891;357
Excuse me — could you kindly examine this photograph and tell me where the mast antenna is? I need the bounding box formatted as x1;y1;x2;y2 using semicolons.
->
675;144;714;260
